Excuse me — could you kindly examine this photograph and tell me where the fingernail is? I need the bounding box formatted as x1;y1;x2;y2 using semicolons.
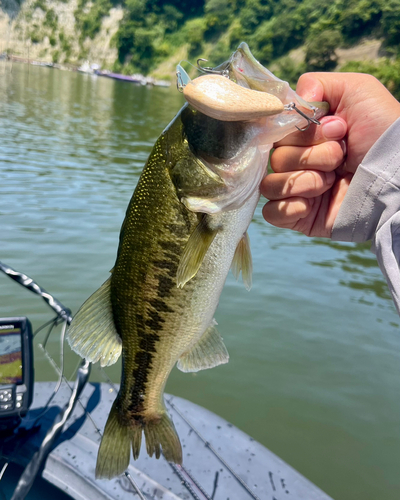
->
322;119;346;140
325;171;335;185
340;139;347;156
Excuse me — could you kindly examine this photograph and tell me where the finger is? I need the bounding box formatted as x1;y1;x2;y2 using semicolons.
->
275;116;347;148
296;73;325;102
271;140;346;173
262;197;313;227
296;72;368;115
261;170;335;201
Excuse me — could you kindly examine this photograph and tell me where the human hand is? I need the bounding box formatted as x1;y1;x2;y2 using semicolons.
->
261;73;400;237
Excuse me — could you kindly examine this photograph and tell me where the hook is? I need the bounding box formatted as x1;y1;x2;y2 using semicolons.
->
176;70;185;93
196;59;229;78
284;102;321;132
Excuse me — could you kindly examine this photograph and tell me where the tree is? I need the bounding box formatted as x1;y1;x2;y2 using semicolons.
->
381;0;400;52
305;30;342;71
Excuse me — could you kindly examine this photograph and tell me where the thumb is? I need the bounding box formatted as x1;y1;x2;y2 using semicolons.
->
296;73;325;102
296;73;354;114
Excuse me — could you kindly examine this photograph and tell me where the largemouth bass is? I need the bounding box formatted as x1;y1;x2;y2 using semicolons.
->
67;42;329;479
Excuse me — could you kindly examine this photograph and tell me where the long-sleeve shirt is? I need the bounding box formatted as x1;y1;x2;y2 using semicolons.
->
332;118;400;314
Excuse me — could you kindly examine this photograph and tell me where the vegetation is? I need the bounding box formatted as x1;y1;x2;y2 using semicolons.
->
99;0;400;86
341;58;400;100
15;0;400;96
74;0;115;42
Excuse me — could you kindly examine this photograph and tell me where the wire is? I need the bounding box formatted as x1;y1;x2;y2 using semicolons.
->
20;320;68;427
33;316;58;338
0;463;8;481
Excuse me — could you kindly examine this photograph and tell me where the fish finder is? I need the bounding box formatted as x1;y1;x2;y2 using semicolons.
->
0;317;34;427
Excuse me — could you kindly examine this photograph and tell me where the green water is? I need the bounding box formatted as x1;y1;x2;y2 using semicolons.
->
1;63;399;500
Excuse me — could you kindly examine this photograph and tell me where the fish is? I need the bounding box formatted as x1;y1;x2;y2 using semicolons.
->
67;42;329;479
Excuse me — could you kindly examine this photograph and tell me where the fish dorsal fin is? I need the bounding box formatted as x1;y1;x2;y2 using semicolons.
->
66;277;122;367
231;231;253;291
177;319;229;372
177;216;219;288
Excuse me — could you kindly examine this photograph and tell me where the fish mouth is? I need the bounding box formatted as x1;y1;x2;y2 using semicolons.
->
228;42;290;100
183;43;329;121
228;42;329;117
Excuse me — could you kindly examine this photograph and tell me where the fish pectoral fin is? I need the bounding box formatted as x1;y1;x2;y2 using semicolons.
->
176;215;219;288
231;231;253;291
66;277;122;367
177;319;229;372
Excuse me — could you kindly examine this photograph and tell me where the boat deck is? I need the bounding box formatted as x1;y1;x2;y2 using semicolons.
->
1;382;334;500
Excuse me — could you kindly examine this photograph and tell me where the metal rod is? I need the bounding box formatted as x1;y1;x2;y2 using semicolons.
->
124;471;147;500
169;463;205;500
0;261;72;323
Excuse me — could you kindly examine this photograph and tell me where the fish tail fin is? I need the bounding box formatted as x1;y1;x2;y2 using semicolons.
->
95;398;142;479
96;400;182;478
143;411;182;464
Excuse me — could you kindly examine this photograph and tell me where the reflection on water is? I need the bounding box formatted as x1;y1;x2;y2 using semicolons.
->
308;240;392;301
255;218;392;302
1;63;400;500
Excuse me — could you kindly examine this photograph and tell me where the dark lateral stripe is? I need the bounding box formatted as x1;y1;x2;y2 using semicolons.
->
153;259;178;278
127;231;186;414
145;309;165;330
157;274;175;298
159;240;181;255
129;349;156;412
150;298;174;313
127;270;176;413
127;311;157;412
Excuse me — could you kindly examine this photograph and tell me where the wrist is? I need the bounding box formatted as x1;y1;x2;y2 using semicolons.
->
332;117;400;242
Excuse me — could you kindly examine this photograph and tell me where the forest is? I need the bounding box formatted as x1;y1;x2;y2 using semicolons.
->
7;0;394;97
73;0;400;96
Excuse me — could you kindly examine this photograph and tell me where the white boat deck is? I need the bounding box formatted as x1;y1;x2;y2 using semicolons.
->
3;382;334;500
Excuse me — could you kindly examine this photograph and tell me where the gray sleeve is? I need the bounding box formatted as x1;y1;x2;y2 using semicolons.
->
331;117;400;314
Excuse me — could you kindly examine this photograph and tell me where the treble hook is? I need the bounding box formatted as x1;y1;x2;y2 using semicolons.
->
196;59;230;78
284;102;321;132
176;70;185;93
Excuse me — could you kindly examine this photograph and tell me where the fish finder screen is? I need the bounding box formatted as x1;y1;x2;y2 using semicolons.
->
0;327;23;384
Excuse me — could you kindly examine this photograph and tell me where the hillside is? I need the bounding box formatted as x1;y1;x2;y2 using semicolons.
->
1;0;399;96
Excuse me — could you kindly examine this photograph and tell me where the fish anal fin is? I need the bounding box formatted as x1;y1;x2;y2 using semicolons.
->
66;277;122;367
177;216;219;288
231;232;253;291
177;320;229;373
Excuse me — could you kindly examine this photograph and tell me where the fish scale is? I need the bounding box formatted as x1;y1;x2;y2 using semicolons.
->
111;126;199;418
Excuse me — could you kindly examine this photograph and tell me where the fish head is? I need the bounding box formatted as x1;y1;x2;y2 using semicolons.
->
182;42;329;143
226;42;328;115
174;44;329;214
215;42;290;99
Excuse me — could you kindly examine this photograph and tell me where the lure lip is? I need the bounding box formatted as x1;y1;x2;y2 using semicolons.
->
229;42;288;92
232;42;275;80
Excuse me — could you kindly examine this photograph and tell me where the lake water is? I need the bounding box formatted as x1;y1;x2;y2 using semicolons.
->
1;62;399;500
